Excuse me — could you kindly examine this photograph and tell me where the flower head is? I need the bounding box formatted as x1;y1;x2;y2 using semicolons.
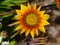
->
14;3;49;38
56;0;60;8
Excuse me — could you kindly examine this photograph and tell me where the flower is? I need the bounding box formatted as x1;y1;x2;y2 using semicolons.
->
1;31;8;38
56;0;60;8
14;3;49;38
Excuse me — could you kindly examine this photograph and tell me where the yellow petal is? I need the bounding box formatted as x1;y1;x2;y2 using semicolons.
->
16;10;22;15
27;3;31;9
39;26;45;33
33;28;38;36
43;14;49;20
25;29;30;37
21;4;28;11
41;20;50;25
33;3;36;9
40;11;45;16
13;15;22;20
30;30;34;38
13;21;20;25
34;28;39;36
15;24;22;30
20;28;26;34
37;6;41;11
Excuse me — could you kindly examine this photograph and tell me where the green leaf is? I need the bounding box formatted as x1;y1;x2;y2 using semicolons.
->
0;23;2;28
1;14;13;18
12;0;28;4
1;0;28;7
9;40;17;45
1;2;14;7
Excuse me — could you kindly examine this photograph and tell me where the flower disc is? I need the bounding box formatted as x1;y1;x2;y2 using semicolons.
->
25;13;38;26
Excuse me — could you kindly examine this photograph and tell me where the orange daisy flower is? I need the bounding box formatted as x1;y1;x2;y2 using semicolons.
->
13;3;49;38
56;0;60;8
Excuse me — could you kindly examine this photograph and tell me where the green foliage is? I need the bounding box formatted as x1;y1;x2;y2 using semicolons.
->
1;14;13;18
0;23;2;28
1;0;28;7
0;0;28;44
0;0;28;19
9;40;17;45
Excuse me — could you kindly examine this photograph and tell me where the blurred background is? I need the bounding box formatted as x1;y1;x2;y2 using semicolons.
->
0;0;60;45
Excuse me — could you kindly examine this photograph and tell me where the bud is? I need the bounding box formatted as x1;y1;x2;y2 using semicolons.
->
1;31;8;38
